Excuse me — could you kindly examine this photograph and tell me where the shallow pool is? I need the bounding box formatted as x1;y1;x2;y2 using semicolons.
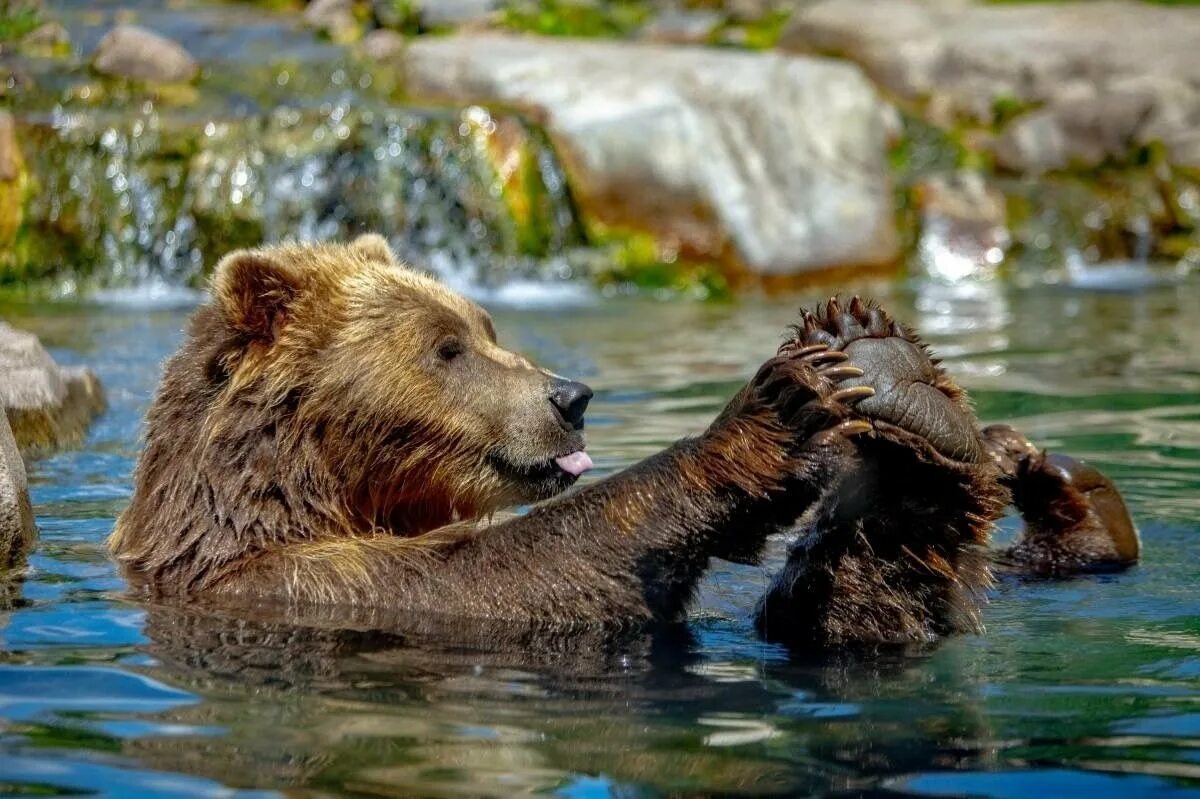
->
2;280;1198;797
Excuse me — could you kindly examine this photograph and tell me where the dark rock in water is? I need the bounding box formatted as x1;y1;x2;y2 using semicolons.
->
405;33;899;277
91;24;199;84
0;413;34;568
361;28;405;61
0;322;106;455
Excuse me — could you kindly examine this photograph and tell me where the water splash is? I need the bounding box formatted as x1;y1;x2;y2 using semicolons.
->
17;100;590;299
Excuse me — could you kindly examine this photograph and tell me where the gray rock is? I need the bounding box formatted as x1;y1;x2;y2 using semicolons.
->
303;0;358;38
0;413;34;568
640;9;724;45
405;34;898;276
91;24;199;84
20;21;69;52
782;0;1200;168
0;322;105;455
993;89;1156;173
361;28;405;61
417;0;498;29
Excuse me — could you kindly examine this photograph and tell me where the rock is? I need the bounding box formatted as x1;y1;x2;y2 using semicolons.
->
0;111;25;251
0;110;21;183
913;171;1010;282
20;21;69;53
91;24;199;84
640;9;723;44
0;413;33;567
361;28;405;61
416;0;498;29
404;34;899;277
781;0;1200;168
993;88;1156;174
303;0;359;39
0;322;106;455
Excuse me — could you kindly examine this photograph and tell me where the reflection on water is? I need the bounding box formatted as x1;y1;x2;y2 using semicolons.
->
1;280;1199;797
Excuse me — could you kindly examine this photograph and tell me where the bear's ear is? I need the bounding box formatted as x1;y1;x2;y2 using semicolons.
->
211;249;303;343
350;233;397;266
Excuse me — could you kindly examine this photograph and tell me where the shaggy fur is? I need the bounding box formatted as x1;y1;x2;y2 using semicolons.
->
754;299;1006;647
112;238;1138;650
112;236;876;635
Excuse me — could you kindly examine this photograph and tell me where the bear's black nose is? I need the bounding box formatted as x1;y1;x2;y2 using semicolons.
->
549;379;593;428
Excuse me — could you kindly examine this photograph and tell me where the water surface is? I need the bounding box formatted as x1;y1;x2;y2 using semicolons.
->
1;281;1198;797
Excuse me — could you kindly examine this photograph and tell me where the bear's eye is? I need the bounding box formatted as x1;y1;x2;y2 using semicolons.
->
437;337;465;363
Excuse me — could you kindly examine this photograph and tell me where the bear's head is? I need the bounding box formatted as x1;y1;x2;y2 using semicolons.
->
178;235;592;541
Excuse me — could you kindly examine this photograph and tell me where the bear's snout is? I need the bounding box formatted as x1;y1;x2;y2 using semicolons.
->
549;378;593;429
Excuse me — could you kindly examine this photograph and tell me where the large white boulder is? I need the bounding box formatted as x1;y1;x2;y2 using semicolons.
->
405;34;899;276
782;0;1200;170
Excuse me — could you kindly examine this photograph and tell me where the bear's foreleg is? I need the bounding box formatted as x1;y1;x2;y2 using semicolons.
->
982;424;1140;575
753;298;1006;649
211;340;875;628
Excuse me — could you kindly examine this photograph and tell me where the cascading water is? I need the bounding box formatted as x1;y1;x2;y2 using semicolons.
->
15;97;593;302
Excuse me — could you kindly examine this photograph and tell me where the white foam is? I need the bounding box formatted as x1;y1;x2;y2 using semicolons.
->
1064;254;1191;292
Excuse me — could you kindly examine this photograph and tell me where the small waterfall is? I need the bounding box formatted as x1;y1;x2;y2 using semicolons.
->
16;99;590;297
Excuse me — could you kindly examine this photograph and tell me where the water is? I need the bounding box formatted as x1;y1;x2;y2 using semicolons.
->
2;280;1199;797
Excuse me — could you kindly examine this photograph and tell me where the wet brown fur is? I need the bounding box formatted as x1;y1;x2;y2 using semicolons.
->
111;239;1135;650
111;237;876;637
982;424;1140;575
755;299;1007;647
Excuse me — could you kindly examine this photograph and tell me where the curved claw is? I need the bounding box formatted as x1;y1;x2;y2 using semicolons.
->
820;365;865;381
807;351;850;365
837;419;873;437
830;386;876;404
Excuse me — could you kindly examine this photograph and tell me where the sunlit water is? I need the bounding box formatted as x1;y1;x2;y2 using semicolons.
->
1;280;1199;797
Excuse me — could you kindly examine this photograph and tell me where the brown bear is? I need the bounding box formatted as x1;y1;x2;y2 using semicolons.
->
109;236;1138;650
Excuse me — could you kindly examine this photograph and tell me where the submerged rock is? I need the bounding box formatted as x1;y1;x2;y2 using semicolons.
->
0;322;105;454
405;34;899;277
0;413;34;568
91;24;199;84
782;0;1200;169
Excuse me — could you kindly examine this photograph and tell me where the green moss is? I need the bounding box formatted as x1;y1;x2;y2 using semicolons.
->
0;0;39;43
500;0;651;38
709;8;792;50
990;93;1029;129
588;224;730;300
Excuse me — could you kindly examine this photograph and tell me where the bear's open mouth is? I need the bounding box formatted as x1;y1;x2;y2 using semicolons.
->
487;447;593;494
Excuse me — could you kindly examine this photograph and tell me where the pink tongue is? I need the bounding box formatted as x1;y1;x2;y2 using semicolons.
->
554;451;593;477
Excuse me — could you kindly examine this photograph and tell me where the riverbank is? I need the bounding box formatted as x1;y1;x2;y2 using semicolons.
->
1;0;1197;297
